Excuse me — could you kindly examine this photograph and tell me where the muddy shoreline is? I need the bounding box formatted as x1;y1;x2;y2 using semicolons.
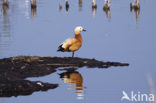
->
0;56;129;97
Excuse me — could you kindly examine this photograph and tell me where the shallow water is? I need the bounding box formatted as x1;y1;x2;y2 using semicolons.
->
0;0;156;102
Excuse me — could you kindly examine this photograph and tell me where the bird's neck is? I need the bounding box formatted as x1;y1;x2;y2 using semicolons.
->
75;34;82;42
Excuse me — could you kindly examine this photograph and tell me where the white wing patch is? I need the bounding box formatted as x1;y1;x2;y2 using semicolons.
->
62;38;76;49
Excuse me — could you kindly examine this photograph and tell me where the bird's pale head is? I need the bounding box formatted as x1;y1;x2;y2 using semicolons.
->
74;26;86;35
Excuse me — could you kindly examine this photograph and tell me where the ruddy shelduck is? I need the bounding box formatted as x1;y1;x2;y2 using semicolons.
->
57;26;86;57
60;71;84;99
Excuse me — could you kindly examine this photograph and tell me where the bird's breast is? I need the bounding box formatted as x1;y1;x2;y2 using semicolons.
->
68;34;82;52
75;34;82;43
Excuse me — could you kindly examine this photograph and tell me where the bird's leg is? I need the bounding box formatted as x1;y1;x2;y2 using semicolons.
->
72;52;74;58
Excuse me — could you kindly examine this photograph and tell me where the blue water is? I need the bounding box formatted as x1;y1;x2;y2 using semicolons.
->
0;0;156;102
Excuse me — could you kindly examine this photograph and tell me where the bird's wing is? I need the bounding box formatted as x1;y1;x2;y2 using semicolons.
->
62;38;77;49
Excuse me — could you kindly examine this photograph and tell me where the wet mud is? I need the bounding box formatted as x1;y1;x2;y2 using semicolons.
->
0;56;129;97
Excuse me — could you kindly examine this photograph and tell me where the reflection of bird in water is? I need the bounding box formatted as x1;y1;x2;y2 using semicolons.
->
130;0;140;10
130;0;140;23
78;0;82;11
103;0;110;11
65;0;69;12
103;0;111;20
103;8;111;20
59;3;62;11
92;0;97;16
60;71;84;100
92;7;97;16
31;7;37;18
31;0;37;8
134;9;140;22
57;26;86;57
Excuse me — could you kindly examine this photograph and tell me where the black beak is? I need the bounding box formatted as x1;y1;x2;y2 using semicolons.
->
83;29;86;32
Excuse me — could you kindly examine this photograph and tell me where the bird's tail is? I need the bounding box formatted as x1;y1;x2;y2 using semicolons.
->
57;44;64;52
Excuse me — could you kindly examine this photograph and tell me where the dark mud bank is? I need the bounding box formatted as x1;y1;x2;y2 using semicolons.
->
0;56;129;97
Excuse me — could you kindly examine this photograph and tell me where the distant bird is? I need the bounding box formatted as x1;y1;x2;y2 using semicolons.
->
60;71;83;89
57;26;86;57
103;0;111;10
130;0;140;10
65;0;69;12
92;0;97;9
60;71;84;99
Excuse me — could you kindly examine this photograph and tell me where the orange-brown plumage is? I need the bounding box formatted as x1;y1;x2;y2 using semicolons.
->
60;71;84;99
57;26;86;57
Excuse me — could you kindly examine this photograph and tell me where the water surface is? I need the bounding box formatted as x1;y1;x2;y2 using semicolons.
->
0;0;156;102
